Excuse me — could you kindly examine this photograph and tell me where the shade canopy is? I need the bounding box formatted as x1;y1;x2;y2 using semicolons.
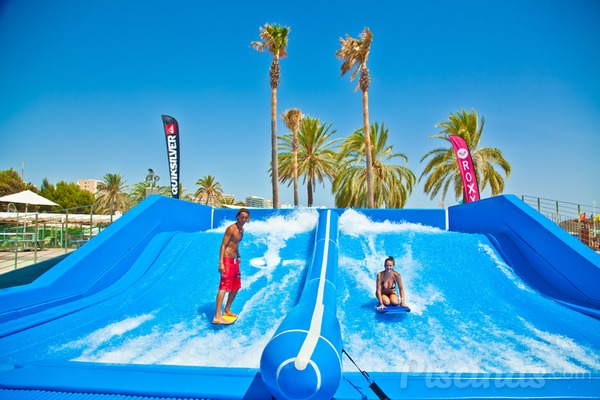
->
0;190;58;208
0;211;119;225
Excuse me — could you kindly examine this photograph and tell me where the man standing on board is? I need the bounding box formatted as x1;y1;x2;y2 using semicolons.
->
213;208;250;324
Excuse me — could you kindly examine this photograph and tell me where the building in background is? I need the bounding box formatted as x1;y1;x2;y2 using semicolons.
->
245;196;264;208
245;196;273;208
78;179;100;196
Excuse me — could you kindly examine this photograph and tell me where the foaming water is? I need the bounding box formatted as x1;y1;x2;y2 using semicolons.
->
1;208;598;376
212;208;318;270
0;209;318;369
337;210;600;374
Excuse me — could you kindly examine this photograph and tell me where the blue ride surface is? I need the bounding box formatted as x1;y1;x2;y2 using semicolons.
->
0;194;599;399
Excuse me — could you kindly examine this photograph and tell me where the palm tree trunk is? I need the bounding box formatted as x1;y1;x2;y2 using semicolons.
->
293;130;299;207
362;88;374;208
307;177;313;208
271;86;279;209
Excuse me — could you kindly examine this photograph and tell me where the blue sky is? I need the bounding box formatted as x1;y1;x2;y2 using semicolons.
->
1;0;598;208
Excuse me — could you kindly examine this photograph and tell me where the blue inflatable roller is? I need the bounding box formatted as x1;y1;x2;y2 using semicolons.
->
260;210;343;400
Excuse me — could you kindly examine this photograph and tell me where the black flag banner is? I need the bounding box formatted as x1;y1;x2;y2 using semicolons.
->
161;115;180;199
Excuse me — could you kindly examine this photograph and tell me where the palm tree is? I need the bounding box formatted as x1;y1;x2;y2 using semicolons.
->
251;23;290;209
420;109;511;203
336;27;375;208
129;182;150;205
195;175;223;206
219;197;246;208
129;181;171;205
281;108;304;207
277;116;341;207
95;173;129;215
333;122;415;208
176;184;194;201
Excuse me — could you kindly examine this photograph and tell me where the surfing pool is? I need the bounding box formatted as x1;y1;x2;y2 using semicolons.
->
0;196;599;399
336;210;599;375
0;210;319;369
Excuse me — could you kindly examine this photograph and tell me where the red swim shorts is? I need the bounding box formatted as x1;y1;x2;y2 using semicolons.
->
219;257;241;291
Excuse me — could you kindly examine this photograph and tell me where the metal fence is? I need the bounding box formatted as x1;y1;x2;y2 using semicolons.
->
521;195;600;251
0;204;119;274
2;196;598;275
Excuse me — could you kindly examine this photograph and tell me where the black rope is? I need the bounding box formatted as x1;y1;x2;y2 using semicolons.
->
342;349;391;400
343;376;368;400
342;348;371;381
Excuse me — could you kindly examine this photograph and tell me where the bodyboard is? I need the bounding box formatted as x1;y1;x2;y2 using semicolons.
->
376;305;411;314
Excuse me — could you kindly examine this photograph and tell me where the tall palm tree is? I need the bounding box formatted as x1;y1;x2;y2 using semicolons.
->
195;175;223;206
420;109;511;202
336;27;375;208
281;108;304;207
95;173;129;215
333;122;415;208
277;117;341;207
251;23;290;209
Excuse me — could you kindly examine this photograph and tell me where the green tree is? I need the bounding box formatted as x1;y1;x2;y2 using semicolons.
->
39;178;56;201
0;170;47;212
158;184;193;201
219;197;245;208
0;168;29;198
278;117;341;207
129;182;150;205
336;27;375;208
281;108;304;207
128;181;171;205
252;23;290;209
176;184;193;201
37;178;58;212
333;122;415;208
49;181;95;212
420;109;511;202
95;173;129;215
195;175;223;206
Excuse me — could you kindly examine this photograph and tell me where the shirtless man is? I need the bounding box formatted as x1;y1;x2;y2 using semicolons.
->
376;256;407;310
213;208;250;324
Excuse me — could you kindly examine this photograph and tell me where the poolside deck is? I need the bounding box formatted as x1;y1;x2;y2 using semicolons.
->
0;248;74;289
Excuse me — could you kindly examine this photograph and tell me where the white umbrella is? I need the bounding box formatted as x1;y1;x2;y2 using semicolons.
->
0;190;58;212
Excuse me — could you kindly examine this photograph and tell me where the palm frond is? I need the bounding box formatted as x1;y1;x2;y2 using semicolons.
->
421;109;511;203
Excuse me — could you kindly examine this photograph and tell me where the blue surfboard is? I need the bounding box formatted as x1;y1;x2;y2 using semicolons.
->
376;305;411;314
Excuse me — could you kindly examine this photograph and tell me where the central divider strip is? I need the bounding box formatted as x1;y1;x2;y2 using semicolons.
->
294;210;331;370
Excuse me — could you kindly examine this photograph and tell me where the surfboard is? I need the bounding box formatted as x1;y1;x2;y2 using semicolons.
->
250;257;268;269
212;315;238;325
376;305;411;314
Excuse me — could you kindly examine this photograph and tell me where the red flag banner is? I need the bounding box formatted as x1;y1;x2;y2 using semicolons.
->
161;115;180;199
449;135;480;202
